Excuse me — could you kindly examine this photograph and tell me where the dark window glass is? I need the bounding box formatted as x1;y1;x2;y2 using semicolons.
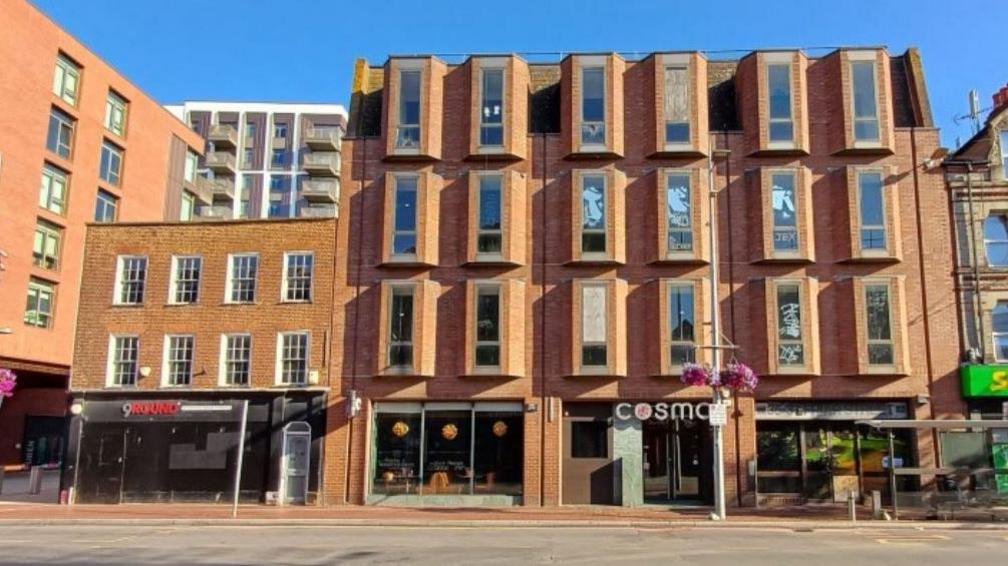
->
571;420;608;458
389;288;414;367
373;412;422;495
473;412;523;495
581;345;607;366
423;410;472;494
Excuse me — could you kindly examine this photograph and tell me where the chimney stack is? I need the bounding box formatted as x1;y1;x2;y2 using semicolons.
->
992;83;1008;111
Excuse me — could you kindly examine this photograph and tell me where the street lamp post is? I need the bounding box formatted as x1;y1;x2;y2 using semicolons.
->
707;144;730;520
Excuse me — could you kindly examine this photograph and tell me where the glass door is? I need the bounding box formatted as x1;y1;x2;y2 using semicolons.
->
672;419;702;500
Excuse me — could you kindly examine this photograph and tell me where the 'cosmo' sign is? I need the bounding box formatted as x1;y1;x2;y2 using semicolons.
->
615;402;712;421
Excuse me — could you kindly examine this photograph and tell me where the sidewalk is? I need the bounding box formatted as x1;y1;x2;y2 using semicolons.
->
2;501;1007;530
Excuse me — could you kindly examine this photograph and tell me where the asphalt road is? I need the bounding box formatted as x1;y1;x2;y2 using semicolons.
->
1;524;1006;565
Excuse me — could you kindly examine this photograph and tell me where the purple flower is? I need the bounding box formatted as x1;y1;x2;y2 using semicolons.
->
680;363;713;387
721;362;758;392
0;368;17;398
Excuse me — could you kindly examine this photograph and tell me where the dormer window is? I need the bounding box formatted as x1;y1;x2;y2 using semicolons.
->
480;68;504;147
396;70;421;148
581;67;605;145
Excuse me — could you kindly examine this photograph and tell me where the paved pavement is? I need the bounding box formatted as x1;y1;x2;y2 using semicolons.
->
0;469;60;503
1;523;1006;565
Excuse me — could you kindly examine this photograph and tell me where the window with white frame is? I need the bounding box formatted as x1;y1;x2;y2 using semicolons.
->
1002;131;1008;179
114;256;147;305
52;54;81;106
668;282;696;366
163;335;194;386
100;140;124;186
850;60;879;142
397;70;422;148
581;284;607;367
388;286;414;367
477;174;503;255
767;63;793;143
475;284;501;367
170;256;201;304
33;219;62;271
46;108;75;159
278;332;309;385
480;68;504;146
666;173;692;253
581;174;607;254
221;334;252;386
39;164;68;215
984;214;1008;267
993;302;1008;362
108;335;139;386
184;150;199;184
581;67;606;145
771;171;799;253
227;254;258;303
864;283;894;366
392;175;418;256
283;252;314;302
180;192;196;222
776;283;804;366
104;91;128;136
24;278;55;329
857;171;886;251
664;66;690;144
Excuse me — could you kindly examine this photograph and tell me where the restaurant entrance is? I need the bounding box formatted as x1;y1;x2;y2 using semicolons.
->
642;417;711;504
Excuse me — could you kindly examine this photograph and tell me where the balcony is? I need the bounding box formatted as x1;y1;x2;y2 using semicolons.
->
205;151;237;176
186;180;212;206
271;136;288;150
302;151;340;177
304;127;342;151
299;204;337;218
207;124;238;149
301;179;340;203
198;205;233;220
198;176;235;202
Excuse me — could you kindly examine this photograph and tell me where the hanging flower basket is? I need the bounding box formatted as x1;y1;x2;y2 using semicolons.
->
721;362;758;393
680;363;713;387
0;368;16;410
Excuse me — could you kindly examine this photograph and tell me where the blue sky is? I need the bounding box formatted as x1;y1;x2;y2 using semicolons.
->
34;0;1005;147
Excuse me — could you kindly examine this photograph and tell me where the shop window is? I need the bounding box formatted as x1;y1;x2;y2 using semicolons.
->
756;423;801;494
580;67;605;146
114;255;147;305
373;409;423;495
571;420;608;459
663;66;690;144
423;409;472;494
170;256;202;305
992;302;1008;362
984;214;1008;267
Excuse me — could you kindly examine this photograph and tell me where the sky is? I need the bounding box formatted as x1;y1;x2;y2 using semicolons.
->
32;0;1007;148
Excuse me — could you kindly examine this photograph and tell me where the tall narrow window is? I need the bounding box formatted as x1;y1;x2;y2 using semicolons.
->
222;334;252;386
581;67;605;145
32;219;62;270
52;54;81;106
772;172;798;252
475;284;501;367
268;175;292;218
993;302;1008;362
664;66;690;144
39;164;68;215
388;286;414;368
243;121;257;167
865;284;894;365
477;175;502;255
109;335;139;386
180;192;195;222
278;332;309;385
94;189;118;223
170;256;201;304
1002;131;1008;180
100;140;124;186
581;284;607;366
24;278;55;329
283;252;314;302
238;175;254;219
397;70;422;148
184;150;199;184
857;172;886;251
104;91;128;136
46;108;75;159
984;214;1008;267
392;176;418;256
114;256;147;305
227;254;258;303
164;335;194;386
480;68;504;146
669;283;696;366
581;175;606;254
851;61;879;142
776;283;804;366
767;64;793;142
666;173;692;253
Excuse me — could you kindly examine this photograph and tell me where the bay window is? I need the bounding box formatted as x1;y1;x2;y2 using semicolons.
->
668;282;696;367
850;60;880;142
664;66;690;144
479;68;504;147
984;214;1008;268
771;171;799;253
581;67;605;146
580;174;607;254
397;70;421;149
767;63;793;143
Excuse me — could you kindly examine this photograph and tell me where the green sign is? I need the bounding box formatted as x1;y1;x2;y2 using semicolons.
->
994;444;1008;495
960;365;1008;398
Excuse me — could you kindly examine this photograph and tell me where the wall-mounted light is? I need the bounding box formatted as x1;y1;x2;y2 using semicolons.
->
139;366;152;378
69;402;84;416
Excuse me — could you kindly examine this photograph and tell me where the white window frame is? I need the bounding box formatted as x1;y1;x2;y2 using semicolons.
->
275;331;310;386
52;54;81;106
219;333;252;387
162;334;195;387
225;253;259;304
104;91;128;137
984;213;1008;268
168;255;202;305
39;164;68;215
478;61;506;150
184;150;199;184
282;251;314;303
106;334;140;388
113;255;148;305
579;60;607;150
848;51;881;146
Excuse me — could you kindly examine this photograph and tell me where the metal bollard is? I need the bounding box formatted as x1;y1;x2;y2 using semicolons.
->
871;490;883;520
848;490;857;522
28;465;43;495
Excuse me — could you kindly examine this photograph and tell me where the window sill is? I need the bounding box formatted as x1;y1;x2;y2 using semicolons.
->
384;148;438;162
376;368;434;378
111;302;146;308
280;299;314;305
466;148;522;161
752;255;815;265
565;257;624;267
832;144;894;157
165;301;199;307
565;147;622;160
222;301;260;306
379;258;437;268
649;145;706;158
567;369;625;378
649;255;708;266
859;366;909;376
841;254;901;264
461;368;524;378
463;257;523;267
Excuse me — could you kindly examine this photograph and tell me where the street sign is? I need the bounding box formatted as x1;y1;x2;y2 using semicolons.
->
709;402;728;426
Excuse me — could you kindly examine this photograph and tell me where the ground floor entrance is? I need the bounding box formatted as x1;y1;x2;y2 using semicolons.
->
642;417;711;504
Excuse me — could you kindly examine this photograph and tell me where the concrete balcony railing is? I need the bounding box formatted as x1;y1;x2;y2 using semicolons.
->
301;178;340;203
197;205;233;220
208;124;238;149
205;151;237;176
302;151;340;177
303;127;342;151
198;176;235;202
271;136;287;150
299;204;337;218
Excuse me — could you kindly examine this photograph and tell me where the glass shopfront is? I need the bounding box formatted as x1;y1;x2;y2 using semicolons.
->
372;402;523;498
